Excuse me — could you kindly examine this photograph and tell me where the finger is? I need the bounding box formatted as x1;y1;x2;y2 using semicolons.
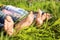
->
38;9;42;17
41;13;47;21
46;13;52;20
4;19;8;31
6;15;14;23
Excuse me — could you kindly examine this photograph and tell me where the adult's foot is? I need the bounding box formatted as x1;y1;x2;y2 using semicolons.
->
4;15;14;36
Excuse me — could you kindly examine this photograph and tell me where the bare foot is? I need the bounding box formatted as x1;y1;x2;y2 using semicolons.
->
15;11;34;33
4;15;14;36
36;9;52;27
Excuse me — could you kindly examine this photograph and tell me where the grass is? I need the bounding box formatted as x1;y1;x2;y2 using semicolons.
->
0;0;60;40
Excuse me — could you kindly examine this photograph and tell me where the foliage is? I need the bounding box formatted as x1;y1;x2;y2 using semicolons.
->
0;0;60;40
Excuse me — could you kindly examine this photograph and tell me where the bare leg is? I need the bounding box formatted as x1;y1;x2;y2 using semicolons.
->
4;15;14;36
15;11;34;33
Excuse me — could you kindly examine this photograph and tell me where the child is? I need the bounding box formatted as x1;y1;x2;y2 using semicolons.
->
0;5;51;36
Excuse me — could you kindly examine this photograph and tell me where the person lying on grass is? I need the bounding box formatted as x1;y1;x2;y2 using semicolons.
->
0;5;52;36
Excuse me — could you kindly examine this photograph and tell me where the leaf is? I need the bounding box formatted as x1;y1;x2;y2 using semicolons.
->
51;18;60;26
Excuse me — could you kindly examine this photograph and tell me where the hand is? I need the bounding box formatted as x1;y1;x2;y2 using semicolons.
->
4;15;14;36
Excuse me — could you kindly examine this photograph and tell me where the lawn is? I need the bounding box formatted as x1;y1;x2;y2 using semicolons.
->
0;0;60;40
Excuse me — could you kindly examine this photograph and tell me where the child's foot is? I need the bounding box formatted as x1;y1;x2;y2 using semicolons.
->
36;9;52;27
4;15;14;36
15;11;34;32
